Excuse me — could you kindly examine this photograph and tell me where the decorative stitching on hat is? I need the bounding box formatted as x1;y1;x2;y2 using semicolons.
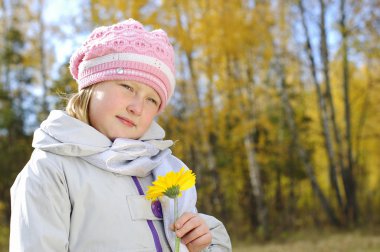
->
80;68;168;98
78;53;175;91
78;61;172;100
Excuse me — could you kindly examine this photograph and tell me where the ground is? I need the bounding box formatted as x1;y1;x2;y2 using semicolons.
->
233;228;380;252
2;226;380;251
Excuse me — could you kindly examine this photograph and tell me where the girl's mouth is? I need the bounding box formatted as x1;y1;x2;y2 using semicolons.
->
116;116;136;127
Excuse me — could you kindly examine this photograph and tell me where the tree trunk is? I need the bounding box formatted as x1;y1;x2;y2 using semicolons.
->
279;71;341;226
339;0;358;223
319;0;345;212
298;0;341;222
229;52;269;239
244;134;269;239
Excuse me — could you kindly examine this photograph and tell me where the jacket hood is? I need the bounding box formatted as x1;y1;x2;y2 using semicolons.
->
32;110;167;157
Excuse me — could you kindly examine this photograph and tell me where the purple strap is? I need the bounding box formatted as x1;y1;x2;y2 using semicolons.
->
132;176;163;252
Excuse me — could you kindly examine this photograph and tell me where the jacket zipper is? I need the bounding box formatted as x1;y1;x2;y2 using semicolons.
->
132;176;163;252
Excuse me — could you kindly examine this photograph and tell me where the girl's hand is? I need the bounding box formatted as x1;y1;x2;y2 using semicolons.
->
171;212;212;252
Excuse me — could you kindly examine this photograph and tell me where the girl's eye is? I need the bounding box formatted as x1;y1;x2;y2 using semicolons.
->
121;84;134;92
147;97;159;106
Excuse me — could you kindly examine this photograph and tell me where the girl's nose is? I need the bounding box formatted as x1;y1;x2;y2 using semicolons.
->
127;96;143;115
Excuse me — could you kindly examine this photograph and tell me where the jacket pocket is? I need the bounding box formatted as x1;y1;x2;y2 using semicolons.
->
127;195;163;221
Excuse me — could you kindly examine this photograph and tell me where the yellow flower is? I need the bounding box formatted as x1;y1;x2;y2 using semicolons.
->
146;167;196;200
146;167;196;252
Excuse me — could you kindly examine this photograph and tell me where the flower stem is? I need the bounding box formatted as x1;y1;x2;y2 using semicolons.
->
174;197;180;252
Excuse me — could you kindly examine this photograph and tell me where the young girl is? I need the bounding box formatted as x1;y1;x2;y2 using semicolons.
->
10;19;231;251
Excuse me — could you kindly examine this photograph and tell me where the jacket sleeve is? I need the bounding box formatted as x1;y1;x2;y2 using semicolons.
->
200;213;232;251
10;151;71;252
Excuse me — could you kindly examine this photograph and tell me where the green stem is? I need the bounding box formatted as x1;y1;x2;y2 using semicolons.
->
174;197;180;252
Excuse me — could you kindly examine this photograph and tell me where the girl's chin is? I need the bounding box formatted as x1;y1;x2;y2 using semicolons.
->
107;131;142;140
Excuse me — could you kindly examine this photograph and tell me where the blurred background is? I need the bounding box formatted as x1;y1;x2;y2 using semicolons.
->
1;0;380;251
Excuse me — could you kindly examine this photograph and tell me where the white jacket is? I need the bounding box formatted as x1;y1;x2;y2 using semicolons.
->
10;110;231;252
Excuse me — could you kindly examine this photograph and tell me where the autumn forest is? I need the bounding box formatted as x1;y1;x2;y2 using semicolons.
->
0;0;380;247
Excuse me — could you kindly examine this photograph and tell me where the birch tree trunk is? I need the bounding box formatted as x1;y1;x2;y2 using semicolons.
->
241;57;269;239
319;0;345;212
298;0;341;221
273;2;340;222
278;66;340;226
339;0;358;223
244;134;269;239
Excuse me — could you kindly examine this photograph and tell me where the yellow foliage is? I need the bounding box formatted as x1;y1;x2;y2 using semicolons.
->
7;0;378;238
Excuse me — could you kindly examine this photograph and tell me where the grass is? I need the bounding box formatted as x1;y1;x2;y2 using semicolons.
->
2;225;380;252
233;228;380;252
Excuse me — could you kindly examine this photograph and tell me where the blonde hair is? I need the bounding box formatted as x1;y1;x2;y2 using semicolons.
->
66;85;95;124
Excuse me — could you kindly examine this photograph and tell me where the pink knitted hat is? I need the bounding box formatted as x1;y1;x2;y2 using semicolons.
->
69;19;175;111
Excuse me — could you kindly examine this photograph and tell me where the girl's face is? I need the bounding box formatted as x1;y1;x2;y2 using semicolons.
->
88;80;161;140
